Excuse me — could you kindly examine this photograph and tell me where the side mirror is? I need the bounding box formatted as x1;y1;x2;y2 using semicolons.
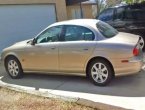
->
31;38;36;45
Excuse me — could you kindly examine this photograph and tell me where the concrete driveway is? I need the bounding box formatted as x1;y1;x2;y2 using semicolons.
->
0;62;145;98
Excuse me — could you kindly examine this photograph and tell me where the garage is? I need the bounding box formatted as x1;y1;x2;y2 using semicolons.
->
0;5;57;51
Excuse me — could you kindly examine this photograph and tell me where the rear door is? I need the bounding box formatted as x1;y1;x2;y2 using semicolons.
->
59;25;96;73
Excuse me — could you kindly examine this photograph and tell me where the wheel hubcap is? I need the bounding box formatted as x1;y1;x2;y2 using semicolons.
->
8;60;19;77
91;63;108;83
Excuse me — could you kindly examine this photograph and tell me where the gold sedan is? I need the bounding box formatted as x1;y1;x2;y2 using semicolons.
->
0;19;143;86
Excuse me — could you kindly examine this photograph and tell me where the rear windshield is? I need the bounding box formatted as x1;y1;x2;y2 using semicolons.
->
97;21;118;38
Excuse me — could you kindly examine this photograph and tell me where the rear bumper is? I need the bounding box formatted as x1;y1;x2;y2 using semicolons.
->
114;55;143;76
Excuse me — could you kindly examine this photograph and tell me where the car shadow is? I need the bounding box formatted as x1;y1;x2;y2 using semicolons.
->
1;67;145;97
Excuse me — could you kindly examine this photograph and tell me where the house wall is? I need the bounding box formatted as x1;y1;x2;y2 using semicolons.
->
83;4;94;18
67;4;94;20
0;0;67;21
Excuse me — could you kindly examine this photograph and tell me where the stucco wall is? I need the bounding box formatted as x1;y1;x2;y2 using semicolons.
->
0;0;67;21
82;5;94;18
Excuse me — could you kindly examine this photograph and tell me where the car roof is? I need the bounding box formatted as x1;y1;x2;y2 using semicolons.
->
49;19;100;28
111;2;145;9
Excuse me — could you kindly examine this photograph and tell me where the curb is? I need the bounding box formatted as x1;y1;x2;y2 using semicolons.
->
0;76;127;110
0;76;79;102
77;99;127;110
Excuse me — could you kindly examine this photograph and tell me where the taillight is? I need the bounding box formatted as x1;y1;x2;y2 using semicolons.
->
133;47;139;56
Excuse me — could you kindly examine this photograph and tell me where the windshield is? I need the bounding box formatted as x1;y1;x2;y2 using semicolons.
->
97;21;118;38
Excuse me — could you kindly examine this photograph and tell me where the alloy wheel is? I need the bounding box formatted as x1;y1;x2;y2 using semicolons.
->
91;63;108;83
8;60;19;77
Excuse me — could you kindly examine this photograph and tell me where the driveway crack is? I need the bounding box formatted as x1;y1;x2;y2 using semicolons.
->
49;80;68;92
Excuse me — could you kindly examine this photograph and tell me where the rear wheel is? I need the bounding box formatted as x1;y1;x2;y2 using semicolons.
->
5;56;23;79
88;59;113;86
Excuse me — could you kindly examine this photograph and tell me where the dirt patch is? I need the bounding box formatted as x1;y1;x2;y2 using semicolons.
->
0;87;96;110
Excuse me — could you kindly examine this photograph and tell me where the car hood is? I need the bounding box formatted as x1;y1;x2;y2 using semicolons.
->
102;32;139;46
3;39;32;52
13;39;32;46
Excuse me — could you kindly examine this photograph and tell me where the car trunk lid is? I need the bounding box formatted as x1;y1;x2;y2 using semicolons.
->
102;32;140;46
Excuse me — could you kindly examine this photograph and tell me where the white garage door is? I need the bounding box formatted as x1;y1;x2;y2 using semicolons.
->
0;5;56;51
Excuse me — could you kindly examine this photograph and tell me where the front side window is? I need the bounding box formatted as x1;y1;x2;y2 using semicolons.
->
98;8;114;21
115;7;125;20
64;25;95;41
97;21;118;38
36;26;62;44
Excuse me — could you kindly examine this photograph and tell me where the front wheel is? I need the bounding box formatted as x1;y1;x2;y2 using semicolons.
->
5;57;23;79
88;59;113;86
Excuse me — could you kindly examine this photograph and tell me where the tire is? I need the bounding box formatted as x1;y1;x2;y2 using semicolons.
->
88;59;113;86
5;56;23;79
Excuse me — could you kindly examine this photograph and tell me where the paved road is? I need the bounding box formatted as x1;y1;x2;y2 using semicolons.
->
0;62;145;97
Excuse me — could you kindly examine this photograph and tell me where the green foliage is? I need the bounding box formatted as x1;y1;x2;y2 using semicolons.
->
94;0;145;16
94;0;121;15
95;0;107;15
122;0;145;4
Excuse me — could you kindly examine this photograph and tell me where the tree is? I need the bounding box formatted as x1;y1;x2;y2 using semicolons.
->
94;0;121;16
94;0;145;17
122;0;145;4
95;0;107;15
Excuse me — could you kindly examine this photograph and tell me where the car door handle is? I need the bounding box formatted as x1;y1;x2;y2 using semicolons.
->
83;48;88;51
51;47;56;50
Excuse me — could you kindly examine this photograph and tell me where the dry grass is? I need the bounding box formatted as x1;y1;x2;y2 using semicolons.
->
0;87;96;110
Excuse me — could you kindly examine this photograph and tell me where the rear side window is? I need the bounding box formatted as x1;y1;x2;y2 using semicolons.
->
125;7;145;20
63;25;95;41
98;8;114;21
97;21;118;38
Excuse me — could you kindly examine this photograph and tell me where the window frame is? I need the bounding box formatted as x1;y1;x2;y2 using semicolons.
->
97;21;118;38
98;8;115;21
35;25;64;44
114;6;126;20
61;25;95;42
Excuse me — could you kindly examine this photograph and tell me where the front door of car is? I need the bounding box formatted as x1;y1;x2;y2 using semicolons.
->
59;25;96;73
22;26;63;72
